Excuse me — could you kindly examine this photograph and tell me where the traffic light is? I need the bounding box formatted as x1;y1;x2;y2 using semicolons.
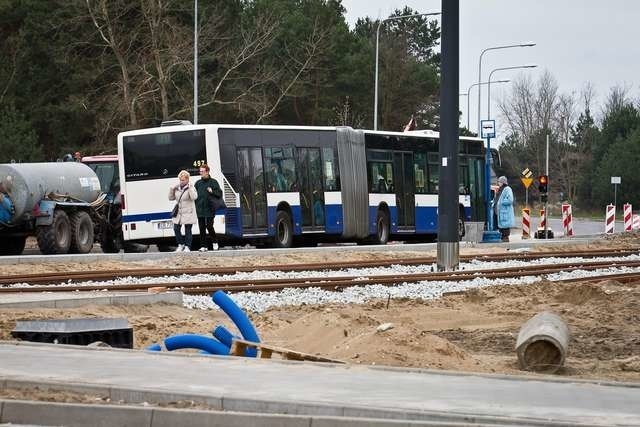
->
538;175;548;193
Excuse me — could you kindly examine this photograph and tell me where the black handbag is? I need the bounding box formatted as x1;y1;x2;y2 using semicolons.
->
171;187;186;217
210;195;226;212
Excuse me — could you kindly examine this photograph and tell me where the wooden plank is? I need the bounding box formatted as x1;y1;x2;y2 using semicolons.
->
230;338;344;364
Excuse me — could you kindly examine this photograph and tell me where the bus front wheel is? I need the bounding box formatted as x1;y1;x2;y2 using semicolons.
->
273;211;293;248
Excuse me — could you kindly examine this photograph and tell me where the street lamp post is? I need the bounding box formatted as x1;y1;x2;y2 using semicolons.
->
476;43;535;135
464;79;509;131
193;0;198;125
487;65;536;120
374;12;441;130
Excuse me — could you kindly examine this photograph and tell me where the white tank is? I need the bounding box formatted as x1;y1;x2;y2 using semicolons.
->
0;162;102;221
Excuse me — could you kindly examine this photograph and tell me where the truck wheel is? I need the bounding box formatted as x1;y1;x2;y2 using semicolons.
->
0;236;26;255
273;211;293;248
37;210;72;254
69;211;94;254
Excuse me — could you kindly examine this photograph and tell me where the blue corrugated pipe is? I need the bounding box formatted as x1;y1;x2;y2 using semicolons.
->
146;343;162;352
212;324;236;348
212;290;259;357
164;334;230;355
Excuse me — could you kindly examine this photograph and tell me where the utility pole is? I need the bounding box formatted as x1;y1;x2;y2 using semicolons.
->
437;0;459;271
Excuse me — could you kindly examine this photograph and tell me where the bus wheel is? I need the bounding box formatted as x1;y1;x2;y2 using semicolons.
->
0;236;26;255
373;210;390;245
37;209;72;254
69;211;94;254
273;211;293;248
458;214;466;241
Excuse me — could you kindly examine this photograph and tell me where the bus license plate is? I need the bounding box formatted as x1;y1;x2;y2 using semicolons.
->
157;221;173;230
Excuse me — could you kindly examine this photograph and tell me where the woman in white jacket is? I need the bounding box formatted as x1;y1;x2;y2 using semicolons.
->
168;170;198;252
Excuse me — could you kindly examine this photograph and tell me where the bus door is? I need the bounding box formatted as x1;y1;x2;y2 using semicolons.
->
297;147;324;230
393;151;415;228
469;157;485;221
237;148;268;234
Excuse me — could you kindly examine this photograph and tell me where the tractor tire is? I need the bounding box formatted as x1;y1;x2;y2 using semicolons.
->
100;205;124;254
69;211;94;254
37;209;72;254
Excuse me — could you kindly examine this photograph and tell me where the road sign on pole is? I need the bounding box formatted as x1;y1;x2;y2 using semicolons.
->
480;120;495;138
611;176;621;211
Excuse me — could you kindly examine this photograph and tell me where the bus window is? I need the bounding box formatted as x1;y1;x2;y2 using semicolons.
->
122;130;205;181
265;147;297;192
414;152;427;194
427;153;439;193
322;147;340;191
368;162;393;193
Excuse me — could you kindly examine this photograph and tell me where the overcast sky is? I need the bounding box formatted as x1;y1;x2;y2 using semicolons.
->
341;0;639;141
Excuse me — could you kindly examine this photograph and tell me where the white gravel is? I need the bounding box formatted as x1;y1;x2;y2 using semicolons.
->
6;254;640;313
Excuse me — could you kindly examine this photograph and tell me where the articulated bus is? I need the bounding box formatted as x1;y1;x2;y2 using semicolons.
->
117;124;489;248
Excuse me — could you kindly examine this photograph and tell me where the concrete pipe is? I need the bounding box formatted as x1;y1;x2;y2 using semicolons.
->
515;311;570;374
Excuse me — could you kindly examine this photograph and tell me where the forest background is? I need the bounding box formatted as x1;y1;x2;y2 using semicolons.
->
1;0;639;211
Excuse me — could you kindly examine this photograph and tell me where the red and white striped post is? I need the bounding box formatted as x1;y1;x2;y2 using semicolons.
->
522;208;530;239
633;214;640;231
562;203;574;237
537;208;546;234
605;204;615;234
624;203;633;232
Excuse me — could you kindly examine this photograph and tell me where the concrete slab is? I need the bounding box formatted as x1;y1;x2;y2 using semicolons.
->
0;291;182;309
0;342;638;426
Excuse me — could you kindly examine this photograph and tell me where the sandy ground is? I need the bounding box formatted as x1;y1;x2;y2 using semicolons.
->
0;234;639;386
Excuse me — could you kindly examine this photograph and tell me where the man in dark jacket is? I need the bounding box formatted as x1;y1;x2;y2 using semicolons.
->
195;164;222;251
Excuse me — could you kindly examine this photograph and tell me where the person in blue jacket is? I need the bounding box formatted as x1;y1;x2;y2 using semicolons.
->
0;177;15;224
494;175;515;242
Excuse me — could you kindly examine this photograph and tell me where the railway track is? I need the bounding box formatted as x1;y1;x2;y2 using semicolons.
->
1;247;637;287
2;255;639;296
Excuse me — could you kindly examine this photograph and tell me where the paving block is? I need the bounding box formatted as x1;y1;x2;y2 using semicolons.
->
151;408;310;427
1;400;152;427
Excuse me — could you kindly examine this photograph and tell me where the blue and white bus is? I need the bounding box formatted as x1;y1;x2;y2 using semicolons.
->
117;124;488;249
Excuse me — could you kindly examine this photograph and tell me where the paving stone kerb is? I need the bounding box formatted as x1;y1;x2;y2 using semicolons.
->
0;399;511;427
0;342;638;426
0;291;183;309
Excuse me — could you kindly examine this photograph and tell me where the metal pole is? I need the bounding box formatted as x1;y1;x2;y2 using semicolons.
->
487;65;537;122
544;134;549;237
465;80;509;132
374;21;382;131
476;43;536;136
193;0;198;125
437;0;459;271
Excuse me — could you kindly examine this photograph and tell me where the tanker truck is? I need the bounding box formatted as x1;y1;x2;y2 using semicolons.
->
0;162;119;255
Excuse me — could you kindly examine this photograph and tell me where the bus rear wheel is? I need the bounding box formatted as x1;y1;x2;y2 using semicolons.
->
373;210;390;245
273;211;293;248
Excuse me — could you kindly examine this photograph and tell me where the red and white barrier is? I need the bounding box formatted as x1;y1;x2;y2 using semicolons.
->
538;209;546;231
633;214;640;231
562;204;574;237
624;203;633;232
605;204;615;234
522;208;530;239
